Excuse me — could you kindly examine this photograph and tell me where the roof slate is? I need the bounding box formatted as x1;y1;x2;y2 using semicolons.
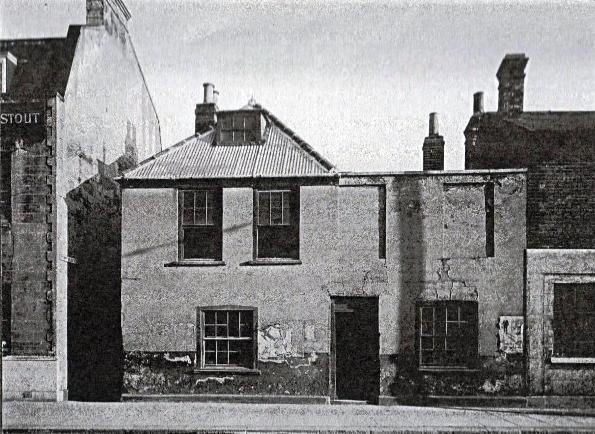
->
0;26;81;98
122;107;336;180
466;111;595;134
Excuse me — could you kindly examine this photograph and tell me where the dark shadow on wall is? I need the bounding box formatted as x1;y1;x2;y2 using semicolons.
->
390;177;426;403
66;159;131;401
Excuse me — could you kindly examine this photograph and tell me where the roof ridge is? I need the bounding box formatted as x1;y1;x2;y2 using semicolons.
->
254;103;336;172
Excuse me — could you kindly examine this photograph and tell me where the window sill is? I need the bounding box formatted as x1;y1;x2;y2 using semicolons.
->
550;357;595;365
193;367;261;375
164;260;226;267
240;259;302;266
418;366;479;373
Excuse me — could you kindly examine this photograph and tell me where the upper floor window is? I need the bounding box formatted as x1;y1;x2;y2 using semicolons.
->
553;283;595;358
416;301;478;369
179;189;222;261
255;188;299;260
218;111;261;144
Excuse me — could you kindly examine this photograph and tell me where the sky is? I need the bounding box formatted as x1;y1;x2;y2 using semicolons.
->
1;0;594;171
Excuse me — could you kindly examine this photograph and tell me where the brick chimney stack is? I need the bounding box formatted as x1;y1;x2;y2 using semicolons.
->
195;83;218;134
496;54;528;115
422;112;445;171
86;0;131;27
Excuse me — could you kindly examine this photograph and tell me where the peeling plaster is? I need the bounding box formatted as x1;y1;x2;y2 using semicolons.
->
258;323;297;362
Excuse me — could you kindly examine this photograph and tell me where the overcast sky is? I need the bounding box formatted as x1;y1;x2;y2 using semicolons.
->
2;0;594;171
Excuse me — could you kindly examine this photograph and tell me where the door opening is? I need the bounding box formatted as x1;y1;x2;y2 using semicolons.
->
331;296;379;403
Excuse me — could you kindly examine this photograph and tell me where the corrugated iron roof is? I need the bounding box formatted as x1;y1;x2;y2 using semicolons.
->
122;106;336;180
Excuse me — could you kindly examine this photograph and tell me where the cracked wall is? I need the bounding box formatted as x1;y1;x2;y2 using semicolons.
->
121;171;525;398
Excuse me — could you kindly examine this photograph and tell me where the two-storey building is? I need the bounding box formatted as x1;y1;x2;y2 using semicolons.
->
119;84;526;403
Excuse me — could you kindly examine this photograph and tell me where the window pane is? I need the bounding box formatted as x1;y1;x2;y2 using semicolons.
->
421;336;433;350
183;191;195;209
183;208;195;225
245;129;259;142
270;192;283;225
421;351;433;365
282;191;290;225
183;227;219;259
421;321;433;336
446;306;459;322
257;225;299;259
205;191;214;226
421;307;434;322
240;311;253;337
217;340;229;365
258;192;270;225
244;114;256;130
183;192;195;225
232;114;244;129
220;115;232;130
228;312;240;338
220;131;232;142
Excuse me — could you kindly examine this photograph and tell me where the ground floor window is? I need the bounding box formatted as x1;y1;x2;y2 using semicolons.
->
553;283;595;357
196;306;257;370
416;300;478;369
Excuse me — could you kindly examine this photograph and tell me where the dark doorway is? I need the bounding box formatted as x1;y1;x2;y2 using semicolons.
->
332;296;379;403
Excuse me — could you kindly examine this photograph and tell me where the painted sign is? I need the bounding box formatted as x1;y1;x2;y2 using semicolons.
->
0;101;46;142
498;315;523;354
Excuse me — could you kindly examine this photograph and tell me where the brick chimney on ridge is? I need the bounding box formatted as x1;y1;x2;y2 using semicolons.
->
497;54;528;115
86;0;131;27
422;112;444;171
195;83;218;134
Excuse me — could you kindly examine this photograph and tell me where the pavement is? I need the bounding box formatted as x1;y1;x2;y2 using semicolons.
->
3;401;595;433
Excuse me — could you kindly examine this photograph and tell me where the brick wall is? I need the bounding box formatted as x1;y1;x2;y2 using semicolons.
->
527;163;595;249
465;119;595;249
1;99;55;356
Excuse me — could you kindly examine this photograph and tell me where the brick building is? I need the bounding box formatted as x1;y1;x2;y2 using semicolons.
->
465;54;595;395
119;84;526;403
1;0;161;400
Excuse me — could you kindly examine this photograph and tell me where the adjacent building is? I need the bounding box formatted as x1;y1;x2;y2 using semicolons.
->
119;84;526;403
465;54;595;395
1;0;161;400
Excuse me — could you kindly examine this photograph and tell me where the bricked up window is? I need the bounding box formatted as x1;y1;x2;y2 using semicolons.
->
179;189;222;260
197;307;257;370
255;188;299;259
443;183;494;258
553;283;595;357
416;301;478;369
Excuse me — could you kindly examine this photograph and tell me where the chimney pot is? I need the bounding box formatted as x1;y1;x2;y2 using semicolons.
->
203;82;215;104
429;112;439;136
473;92;484;114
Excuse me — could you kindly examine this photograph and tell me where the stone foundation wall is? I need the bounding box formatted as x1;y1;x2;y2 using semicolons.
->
123;351;328;396
380;354;524;403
